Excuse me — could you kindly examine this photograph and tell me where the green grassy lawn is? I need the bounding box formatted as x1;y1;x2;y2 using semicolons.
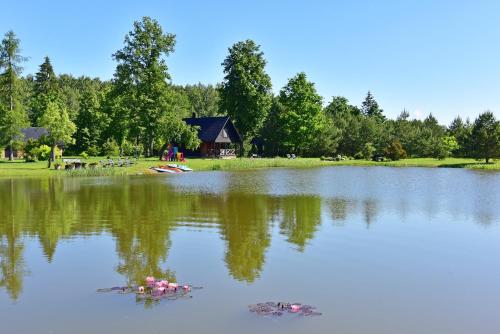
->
0;156;498;178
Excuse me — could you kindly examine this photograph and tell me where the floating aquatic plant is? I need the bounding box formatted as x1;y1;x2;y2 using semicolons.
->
248;302;321;317
97;276;202;302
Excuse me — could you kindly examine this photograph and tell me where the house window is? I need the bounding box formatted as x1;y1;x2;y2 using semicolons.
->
222;129;228;138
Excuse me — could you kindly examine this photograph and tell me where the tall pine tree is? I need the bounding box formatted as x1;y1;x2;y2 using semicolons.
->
470;111;500;163
0;31;29;160
361;91;385;122
31;56;59;125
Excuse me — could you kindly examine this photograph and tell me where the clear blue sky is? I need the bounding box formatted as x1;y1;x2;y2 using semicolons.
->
1;0;499;123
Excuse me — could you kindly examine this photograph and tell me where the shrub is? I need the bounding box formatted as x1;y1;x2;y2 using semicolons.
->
384;140;407;161
121;140;144;157
102;139;119;157
435;135;459;160
81;152;89;159
362;142;376;160
33;145;52;161
24;139;40;162
87;145;100;157
354;152;364;160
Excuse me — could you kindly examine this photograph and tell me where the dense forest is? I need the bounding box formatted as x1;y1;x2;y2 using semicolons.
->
0;17;499;163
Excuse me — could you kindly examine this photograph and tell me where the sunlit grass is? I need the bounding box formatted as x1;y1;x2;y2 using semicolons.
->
0;156;498;178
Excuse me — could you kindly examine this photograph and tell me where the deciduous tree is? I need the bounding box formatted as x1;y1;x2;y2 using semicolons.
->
39;101;76;166
218;40;272;142
112;17;198;156
278;72;323;155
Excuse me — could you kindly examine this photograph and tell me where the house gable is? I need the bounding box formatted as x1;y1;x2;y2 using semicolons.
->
183;116;242;144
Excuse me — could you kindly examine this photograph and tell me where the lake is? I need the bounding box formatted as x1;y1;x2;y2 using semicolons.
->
1;166;499;334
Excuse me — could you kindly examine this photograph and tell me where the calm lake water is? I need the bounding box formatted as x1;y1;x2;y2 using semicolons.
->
1;166;499;334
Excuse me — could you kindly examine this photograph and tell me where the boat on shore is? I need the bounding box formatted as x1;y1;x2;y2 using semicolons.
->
168;164;193;172
151;164;193;174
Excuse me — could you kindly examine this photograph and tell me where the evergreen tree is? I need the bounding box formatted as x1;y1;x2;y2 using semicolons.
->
0;31;29;160
31;56;59;125
448;116;472;157
392;110;420;157
470;111;500;163
324;96;363;156
361;91;385;121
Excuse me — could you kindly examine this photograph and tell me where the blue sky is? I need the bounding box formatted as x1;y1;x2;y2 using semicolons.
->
1;0;499;123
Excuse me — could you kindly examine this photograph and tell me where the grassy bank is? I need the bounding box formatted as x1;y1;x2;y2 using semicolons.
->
0;157;498;178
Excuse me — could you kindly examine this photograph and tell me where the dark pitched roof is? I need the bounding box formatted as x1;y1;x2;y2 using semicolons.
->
184;116;242;143
21;127;49;140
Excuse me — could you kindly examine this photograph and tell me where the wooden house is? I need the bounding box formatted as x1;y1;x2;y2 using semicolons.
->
183;116;242;158
2;127;49;159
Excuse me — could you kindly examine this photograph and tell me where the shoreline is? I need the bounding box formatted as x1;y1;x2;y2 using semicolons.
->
0;157;498;179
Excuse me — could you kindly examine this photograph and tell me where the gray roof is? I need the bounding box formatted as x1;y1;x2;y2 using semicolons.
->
21;127;49;141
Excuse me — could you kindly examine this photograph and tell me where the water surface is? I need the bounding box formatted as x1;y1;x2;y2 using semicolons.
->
1;167;499;334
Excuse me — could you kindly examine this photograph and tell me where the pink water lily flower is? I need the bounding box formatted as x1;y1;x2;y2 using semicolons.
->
160;280;169;287
138;286;145;293
183;285;190;291
146;276;155;283
291;304;301;312
168;283;178;290
157;287;166;293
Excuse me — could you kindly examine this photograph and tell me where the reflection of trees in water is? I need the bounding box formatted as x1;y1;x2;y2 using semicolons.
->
0;179;328;297
327;198;354;225
0;180;28;300
0;177;392;299
0;235;27;301
362;199;378;227
217;194;277;283
279;195;322;252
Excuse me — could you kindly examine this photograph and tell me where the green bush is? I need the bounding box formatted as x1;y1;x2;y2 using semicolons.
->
354;152;364;160
384;140;407;161
24;139;40;162
87;145;100;157
362;142;376;160
121;140;143;157
81;152;89;159
102;139;119;157
25;141;52;162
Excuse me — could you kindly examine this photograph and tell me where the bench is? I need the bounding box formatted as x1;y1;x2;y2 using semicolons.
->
63;159;81;164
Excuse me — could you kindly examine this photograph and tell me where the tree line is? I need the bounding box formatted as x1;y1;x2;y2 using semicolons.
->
0;17;499;163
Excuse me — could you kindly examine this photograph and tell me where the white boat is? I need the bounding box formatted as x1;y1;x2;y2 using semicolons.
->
152;167;180;174
177;165;193;172
166;164;193;172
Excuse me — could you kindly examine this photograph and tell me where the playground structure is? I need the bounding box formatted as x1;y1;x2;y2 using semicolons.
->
163;145;186;162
